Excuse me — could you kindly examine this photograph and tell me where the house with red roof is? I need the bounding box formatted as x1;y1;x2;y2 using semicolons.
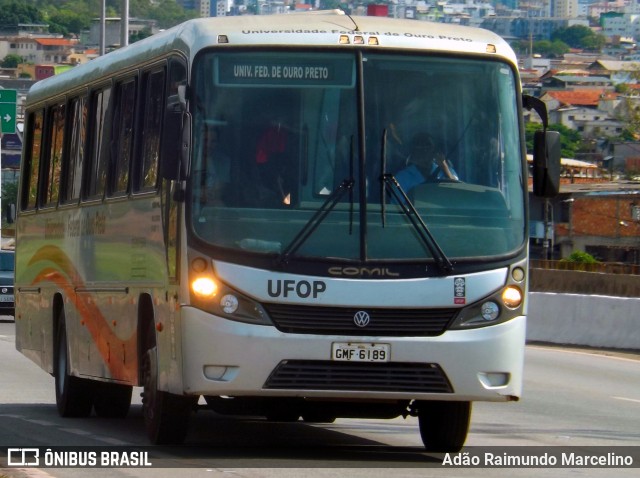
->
541;89;625;137
5;36;78;65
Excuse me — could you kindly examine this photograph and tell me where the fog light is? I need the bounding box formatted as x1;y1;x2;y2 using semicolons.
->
221;294;239;314
480;301;500;321
502;286;522;308
192;277;217;298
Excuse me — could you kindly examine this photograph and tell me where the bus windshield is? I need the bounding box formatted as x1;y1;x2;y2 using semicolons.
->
190;51;524;264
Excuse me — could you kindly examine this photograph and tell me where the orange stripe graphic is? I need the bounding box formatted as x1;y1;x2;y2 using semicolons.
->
29;245;138;382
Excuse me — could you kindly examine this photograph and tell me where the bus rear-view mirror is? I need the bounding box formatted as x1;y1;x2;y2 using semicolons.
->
532;130;560;198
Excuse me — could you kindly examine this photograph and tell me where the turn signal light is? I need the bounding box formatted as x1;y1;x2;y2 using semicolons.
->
502;286;522;309
192;277;218;298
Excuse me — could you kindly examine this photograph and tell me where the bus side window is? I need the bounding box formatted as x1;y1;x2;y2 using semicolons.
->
21;109;44;210
42;102;66;208
110;77;137;196
134;67;166;191
85;85;112;200
61;95;87;204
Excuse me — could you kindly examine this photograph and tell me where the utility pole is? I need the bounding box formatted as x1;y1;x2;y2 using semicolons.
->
100;0;106;56
543;199;554;260
121;0;129;48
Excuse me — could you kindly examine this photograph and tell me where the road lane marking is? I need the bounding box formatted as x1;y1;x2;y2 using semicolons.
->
24;419;56;426
59;428;93;436
612;396;640;404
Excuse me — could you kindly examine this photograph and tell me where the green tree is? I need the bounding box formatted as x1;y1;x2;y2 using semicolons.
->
526;122;581;158
1;53;23;68
0;0;45;27
510;39;569;58
562;251;599;263
130;27;153;43
148;0;198;29
1;182;18;225
318;0;345;9
47;10;91;36
537;39;570;58
551;25;606;51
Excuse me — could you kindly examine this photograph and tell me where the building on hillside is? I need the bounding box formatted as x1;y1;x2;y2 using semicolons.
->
199;0;228;17
529;181;640;263
87;18;158;49
34;64;73;81
587;59;640;84
610;141;640;172
0;37;78;65
542;75;613;89
541;89;625;137
553;0;579;18
590;1;627;19
0;23;50;36
554;184;640;263
480;16;589;41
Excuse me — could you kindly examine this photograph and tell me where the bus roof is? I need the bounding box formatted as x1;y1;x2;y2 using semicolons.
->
26;12;516;106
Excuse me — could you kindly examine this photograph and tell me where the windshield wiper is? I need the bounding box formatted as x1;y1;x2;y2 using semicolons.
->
380;173;454;275
277;135;356;266
378;130;453;274
276;178;355;266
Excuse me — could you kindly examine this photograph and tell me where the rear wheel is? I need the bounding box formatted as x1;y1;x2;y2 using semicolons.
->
93;382;132;418
417;401;471;452
55;312;94;417
141;321;195;444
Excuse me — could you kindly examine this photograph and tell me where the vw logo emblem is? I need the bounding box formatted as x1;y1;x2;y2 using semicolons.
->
1;288;6;294
353;310;371;328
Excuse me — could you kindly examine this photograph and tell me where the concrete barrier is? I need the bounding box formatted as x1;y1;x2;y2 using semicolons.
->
527;292;640;350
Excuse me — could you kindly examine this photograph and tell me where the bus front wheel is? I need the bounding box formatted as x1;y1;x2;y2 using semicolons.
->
141;323;195;444
416;400;471;452
54;313;94;417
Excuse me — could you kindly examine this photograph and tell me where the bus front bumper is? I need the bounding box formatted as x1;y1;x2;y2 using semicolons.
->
180;307;525;402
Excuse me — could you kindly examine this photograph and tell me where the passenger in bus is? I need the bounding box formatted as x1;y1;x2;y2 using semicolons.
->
255;117;293;206
200;127;231;206
394;135;458;194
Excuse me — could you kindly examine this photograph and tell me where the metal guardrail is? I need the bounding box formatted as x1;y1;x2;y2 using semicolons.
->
530;259;640;276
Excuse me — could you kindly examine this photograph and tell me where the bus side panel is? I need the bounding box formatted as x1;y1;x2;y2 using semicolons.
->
71;197;168;385
15;195;171;386
15;211;58;374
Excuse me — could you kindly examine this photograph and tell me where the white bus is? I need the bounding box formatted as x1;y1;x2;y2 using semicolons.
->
15;11;559;450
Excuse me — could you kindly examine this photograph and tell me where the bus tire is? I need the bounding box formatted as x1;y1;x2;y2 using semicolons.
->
301;412;336;423
417;400;471;452
141;322;194;444
54;313;94;418
93;382;132;418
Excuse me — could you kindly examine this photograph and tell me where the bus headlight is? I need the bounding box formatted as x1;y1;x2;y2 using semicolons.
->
189;267;272;326
450;287;523;329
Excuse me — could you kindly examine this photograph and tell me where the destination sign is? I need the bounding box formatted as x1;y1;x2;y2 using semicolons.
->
215;56;354;87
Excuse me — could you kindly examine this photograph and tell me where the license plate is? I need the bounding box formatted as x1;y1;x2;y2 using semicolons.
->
0;295;13;302
331;342;390;362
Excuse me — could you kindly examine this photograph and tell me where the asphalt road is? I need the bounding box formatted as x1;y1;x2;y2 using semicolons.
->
0;318;638;478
